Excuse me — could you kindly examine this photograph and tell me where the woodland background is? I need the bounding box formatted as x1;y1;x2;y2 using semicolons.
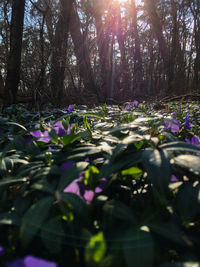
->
0;0;199;107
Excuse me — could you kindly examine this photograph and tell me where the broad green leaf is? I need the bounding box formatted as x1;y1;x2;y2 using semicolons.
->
48;128;58;143
31;182;55;194
121;167;143;178
85;165;99;188
20;196;54;247
98;152;142;178
173;155;200;174
158;263;200;267
40;216;65;254
142;148;171;196
6;121;27;131
149;221;183;245
62;133;81;146
103;200;135;224
160;141;200;153
13;135;26;150
123;227;154;267
175;183;200;222
85;232;106;264
0;177;28;187
60;192;87;218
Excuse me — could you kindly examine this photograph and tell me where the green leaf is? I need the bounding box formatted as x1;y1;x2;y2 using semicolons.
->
13;135;26;150
40;216;65;254
99;152;142;178
175;183;200;222
20;196;54;247
103;200;135;224
85;232;106;264
62;133;81;146
158;263;200;267
173;155;200;174
85;165;99;188
123;227;154;267
121;167;143;179
142;149;171;196
60;192;87;218
48;128;58;143
0;177;28;187
31;182;55;194
6;121;27;131
149;221;183;245
160;141;200;153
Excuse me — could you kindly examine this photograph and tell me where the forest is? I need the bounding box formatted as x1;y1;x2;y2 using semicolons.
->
0;0;199;106
0;1;200;267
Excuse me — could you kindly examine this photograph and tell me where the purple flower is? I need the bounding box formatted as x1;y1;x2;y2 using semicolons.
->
171;175;179;182
132;100;139;107
172;118;180;125
39;131;50;143
67;124;73;135
4;255;57;267
183;113;192;130
67;105;74;113
185;135;200;146
84;157;90;162
54;121;66;137
61;160;74;171
164;121;179;134
30;130;50;143
170;124;180;133
25;136;33;143
125;104;131;111
0;246;4;256
30;130;42;138
95;178;107;193
63;174;107;204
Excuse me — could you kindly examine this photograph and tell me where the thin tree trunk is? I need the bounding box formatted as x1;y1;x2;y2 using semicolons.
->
92;0;111;102
4;0;25;105
50;0;73;106
69;4;100;102
131;0;143;95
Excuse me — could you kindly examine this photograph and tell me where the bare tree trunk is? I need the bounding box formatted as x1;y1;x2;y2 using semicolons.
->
92;0;111;102
143;0;171;94
50;0;73;106
4;0;25;105
0;70;5;98
190;1;200;92
69;4;100;102
131;0;143;95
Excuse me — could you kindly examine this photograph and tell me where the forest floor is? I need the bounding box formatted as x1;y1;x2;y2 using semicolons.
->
0;100;200;267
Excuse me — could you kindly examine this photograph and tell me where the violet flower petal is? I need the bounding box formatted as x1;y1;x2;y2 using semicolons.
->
170;124;179;133
63;179;81;198
0;246;4;256
30;130;42;138
83;190;94;203
67;124;72;135
4;258;25;267
125;104;131;111
191;135;200;146
171;175;179;182
132;100;139;107
24;255;57;267
61;161;74;171
67;105;74;112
